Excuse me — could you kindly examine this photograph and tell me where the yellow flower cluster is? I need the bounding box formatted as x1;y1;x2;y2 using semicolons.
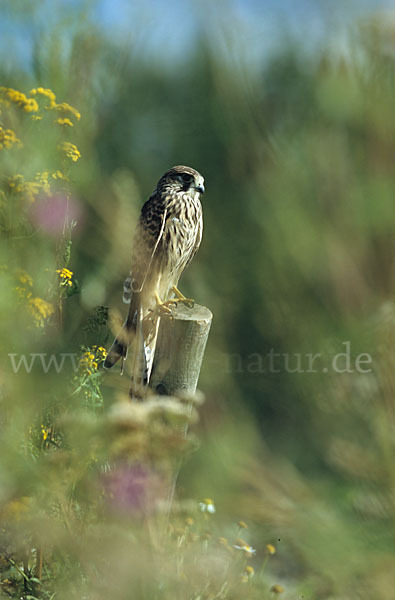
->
41;424;49;441
28;297;55;328
59;141;81;162
80;352;97;374
30;87;81;123
56;267;73;287
17;270;33;287
30;87;56;106
52;169;69;180
7;170;68;202
14;270;54;327
33;171;53;195
56;117;74;127
79;345;107;375
10;176;41;203
0;87;39;113
0;126;22;150
94;345;108;360
54;102;81;121
8;173;47;203
0;86;81;132
14;269;34;300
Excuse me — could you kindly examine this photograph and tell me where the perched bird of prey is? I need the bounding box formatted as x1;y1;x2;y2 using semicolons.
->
104;165;205;398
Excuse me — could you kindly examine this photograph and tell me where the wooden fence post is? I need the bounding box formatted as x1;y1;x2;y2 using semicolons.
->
148;302;212;528
149;303;212;396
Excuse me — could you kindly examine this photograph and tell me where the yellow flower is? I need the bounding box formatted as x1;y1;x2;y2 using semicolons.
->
36;171;51;193
23;98;39;113
79;345;107;374
241;565;255;582
15;286;32;300
56;267;73;287
28;297;55;327
38;170;49;183
93;345;108;359
61;268;72;277
54;101;81;121
8;173;52;202
56;117;74;127
30;89;81;121
270;584;284;594
24;181;42;203
80;351;97;374
238;520;248;529
30;87;57;107
59;142;81;162
17;270;33;287
8;174;25;192
13;269;33;300
0;87;38;113
0;126;22;149
266;543;276;555
51;170;68;181
41;424;49;441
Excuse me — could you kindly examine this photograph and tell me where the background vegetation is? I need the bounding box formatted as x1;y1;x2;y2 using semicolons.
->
1;1;395;598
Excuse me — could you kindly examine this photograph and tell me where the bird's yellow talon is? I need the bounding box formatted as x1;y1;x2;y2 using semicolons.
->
154;291;176;318
171;285;195;308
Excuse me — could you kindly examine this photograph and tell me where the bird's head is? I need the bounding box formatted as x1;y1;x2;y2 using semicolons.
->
158;165;205;197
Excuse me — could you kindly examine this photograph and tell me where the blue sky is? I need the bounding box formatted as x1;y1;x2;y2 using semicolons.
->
93;0;395;60
1;0;395;72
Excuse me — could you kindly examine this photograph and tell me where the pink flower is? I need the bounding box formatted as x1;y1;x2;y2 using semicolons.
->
29;194;82;236
102;463;166;517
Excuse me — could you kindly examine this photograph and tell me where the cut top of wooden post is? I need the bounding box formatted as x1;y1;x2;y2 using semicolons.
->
149;303;212;397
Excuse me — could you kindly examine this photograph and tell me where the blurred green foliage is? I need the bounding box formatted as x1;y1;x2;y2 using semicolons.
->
1;2;395;598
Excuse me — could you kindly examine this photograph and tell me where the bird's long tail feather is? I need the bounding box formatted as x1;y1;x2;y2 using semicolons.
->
128;304;149;399
103;293;145;375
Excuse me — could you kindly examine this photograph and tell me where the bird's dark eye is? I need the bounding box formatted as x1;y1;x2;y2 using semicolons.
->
180;173;192;183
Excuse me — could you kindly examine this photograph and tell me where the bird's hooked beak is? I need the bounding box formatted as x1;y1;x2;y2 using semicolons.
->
195;182;205;195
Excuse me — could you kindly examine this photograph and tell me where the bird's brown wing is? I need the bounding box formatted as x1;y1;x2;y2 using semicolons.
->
105;193;167;384
130;195;167;292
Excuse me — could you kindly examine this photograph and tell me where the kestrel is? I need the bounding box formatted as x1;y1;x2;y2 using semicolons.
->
104;165;205;398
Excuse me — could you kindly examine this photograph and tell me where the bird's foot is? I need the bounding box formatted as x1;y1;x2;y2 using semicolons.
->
152;288;195;319
171;285;195;309
154;291;176;318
